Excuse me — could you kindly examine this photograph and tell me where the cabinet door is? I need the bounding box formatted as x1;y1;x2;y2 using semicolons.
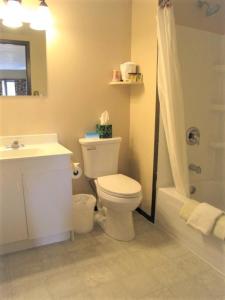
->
23;169;72;239
0;162;28;245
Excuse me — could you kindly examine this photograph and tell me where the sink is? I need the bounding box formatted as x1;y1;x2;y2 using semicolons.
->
0;134;72;161
0;147;42;159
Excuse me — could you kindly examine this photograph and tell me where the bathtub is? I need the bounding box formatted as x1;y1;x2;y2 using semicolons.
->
191;180;225;211
157;185;225;275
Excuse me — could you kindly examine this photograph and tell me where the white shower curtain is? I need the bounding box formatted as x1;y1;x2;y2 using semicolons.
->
157;3;189;197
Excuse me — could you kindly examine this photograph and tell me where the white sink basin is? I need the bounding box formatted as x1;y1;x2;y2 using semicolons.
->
0;134;72;161
0;147;42;159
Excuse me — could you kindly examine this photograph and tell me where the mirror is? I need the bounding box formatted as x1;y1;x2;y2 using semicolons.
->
0;24;47;96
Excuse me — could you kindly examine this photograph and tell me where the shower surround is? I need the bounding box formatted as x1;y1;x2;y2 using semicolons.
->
157;5;225;275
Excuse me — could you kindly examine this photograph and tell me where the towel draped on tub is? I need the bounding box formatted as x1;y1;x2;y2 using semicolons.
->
180;200;225;239
213;215;225;240
179;199;199;221
186;203;223;235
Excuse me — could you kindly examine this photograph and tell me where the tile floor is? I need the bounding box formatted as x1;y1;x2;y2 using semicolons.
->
0;213;225;300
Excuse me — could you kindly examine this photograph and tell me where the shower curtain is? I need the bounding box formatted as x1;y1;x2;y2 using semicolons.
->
157;0;189;197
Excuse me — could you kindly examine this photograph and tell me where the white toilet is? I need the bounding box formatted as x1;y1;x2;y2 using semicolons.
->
79;137;142;241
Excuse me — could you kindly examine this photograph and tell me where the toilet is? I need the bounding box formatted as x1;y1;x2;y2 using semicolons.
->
79;137;142;241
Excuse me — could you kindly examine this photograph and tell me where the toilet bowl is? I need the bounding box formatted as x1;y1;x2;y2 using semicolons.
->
95;174;142;241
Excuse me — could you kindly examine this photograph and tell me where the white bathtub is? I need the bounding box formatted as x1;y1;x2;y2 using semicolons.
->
192;180;225;211
157;186;225;275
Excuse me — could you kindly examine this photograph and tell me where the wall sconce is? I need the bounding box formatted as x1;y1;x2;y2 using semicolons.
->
1;0;52;30
30;0;52;31
2;0;23;28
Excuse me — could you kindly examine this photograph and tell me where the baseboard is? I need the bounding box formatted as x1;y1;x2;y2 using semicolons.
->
0;232;71;255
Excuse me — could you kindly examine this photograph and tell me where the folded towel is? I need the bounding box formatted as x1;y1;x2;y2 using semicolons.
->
187;203;223;235
213;214;225;240
179;199;199;221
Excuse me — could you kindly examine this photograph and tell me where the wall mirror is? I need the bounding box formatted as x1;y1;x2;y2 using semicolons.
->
0;24;47;96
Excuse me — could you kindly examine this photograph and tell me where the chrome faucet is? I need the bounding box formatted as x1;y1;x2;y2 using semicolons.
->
189;164;202;174
11;141;20;149
190;185;197;195
6;140;24;149
186;127;200;145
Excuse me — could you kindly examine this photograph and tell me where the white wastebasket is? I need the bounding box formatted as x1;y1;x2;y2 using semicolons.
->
73;194;96;234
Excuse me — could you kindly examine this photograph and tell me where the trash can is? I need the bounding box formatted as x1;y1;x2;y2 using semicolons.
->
72;194;96;234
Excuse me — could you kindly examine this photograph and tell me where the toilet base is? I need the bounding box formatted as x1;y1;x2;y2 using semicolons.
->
98;209;135;241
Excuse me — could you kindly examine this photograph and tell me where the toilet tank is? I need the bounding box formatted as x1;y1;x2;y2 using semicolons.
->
79;137;122;178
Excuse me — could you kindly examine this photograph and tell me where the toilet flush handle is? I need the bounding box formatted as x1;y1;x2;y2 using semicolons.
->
87;147;96;151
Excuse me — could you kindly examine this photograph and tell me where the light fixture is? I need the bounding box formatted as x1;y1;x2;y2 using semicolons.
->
1;0;52;31
2;0;23;28
30;0;52;31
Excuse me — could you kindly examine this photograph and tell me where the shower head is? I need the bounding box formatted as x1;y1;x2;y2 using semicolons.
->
206;3;220;15
197;0;221;16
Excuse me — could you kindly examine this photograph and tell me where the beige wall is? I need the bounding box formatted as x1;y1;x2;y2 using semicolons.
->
130;0;158;213
0;0;132;194
0;0;159;212
174;0;225;35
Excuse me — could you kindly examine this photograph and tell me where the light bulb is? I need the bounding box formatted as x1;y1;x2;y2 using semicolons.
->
2;0;23;29
30;1;52;31
0;2;5;20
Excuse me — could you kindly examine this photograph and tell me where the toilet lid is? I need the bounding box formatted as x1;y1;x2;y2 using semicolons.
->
97;174;142;198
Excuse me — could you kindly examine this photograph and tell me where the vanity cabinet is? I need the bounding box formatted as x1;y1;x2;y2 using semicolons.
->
0;156;72;247
23;168;72;239
0;161;28;245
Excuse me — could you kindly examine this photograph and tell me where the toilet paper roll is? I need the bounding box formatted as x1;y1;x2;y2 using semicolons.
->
72;162;82;179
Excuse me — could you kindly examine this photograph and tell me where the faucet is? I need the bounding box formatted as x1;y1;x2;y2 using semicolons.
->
189;164;202;174
6;140;24;149
190;185;197;195
186;127;200;145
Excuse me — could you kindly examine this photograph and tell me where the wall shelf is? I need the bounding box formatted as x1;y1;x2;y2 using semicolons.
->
109;81;143;86
210;142;225;149
211;104;225;112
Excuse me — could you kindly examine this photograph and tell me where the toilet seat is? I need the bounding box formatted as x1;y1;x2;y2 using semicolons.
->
97;174;142;198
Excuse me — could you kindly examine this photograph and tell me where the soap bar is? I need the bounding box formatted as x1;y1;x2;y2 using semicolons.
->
96;124;112;138
85;132;100;139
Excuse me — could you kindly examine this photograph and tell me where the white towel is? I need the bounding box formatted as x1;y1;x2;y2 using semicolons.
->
187;203;223;235
179;199;199;221
213;214;225;240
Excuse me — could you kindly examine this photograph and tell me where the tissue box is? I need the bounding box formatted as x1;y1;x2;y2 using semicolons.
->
96;124;112;138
